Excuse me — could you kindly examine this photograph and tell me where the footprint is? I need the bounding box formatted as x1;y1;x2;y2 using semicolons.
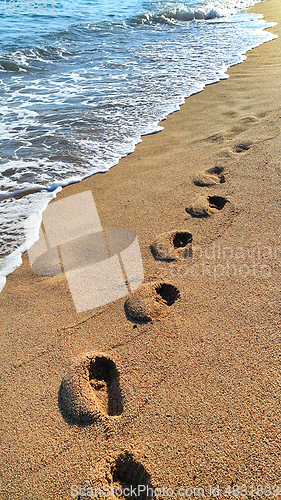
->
185;194;229;218
193;166;226;187
151;230;192;261
204;132;224;144
110;452;154;500
232;119;279;147
125;281;180;322
230;116;257;135
59;353;123;425
233;141;252;153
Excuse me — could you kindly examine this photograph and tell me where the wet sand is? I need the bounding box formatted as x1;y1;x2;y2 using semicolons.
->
1;0;281;498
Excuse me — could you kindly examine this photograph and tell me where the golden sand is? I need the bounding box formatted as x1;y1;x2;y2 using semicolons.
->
1;0;281;498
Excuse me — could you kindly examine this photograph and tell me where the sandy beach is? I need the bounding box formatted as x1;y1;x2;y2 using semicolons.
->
1;0;281;498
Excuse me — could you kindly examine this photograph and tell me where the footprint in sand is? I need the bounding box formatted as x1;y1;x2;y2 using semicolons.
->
59;353;123;425
151;230;192;262
193;166;226;187
233;141;252;153
109;452;154;500
204;132;224;144
229;114;279;152
125;281;180;322
185;194;229;218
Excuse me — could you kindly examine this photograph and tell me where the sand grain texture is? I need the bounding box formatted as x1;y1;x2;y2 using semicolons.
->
0;0;281;498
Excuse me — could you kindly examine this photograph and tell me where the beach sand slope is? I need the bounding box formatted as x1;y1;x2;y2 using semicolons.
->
0;0;281;498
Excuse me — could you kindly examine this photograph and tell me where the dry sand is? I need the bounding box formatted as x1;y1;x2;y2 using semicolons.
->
1;0;281;498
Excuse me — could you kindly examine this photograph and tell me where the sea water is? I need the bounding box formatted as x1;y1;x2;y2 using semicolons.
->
0;0;276;291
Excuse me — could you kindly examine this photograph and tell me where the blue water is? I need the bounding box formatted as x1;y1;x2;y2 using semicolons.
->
0;0;276;290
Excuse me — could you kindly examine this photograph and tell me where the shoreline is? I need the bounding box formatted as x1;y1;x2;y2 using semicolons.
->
0;2;276;292
1;0;281;498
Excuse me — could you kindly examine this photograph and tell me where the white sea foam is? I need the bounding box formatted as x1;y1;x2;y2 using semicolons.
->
133;0;267;24
0;0;277;292
0;187;61;292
